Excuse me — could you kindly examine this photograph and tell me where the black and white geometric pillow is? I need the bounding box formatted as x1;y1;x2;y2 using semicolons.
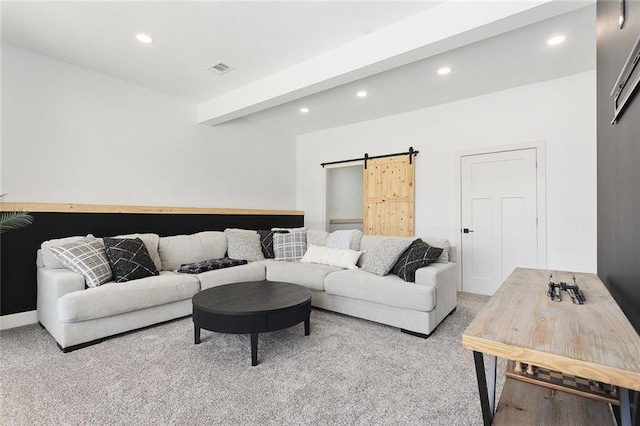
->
393;239;443;282
49;237;113;287
103;237;159;283
273;232;307;262
257;230;287;259
177;258;248;274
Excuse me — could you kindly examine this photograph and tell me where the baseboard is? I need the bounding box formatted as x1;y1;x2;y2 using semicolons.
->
0;310;38;330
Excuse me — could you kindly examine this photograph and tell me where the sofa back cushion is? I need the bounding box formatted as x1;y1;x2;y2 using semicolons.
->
41;235;90;269
158;231;226;271
307;229;329;247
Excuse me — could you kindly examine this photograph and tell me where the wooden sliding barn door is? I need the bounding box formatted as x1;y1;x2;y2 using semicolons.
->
363;155;415;236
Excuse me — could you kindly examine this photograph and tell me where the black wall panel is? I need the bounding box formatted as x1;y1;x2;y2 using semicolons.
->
597;0;640;332
0;212;303;315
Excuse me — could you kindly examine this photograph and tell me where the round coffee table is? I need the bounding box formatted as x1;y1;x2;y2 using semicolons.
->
192;281;311;366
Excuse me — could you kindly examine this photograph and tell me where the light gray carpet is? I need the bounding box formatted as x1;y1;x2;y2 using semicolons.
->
1;292;505;425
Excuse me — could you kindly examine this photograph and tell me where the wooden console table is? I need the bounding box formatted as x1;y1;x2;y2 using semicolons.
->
462;268;640;425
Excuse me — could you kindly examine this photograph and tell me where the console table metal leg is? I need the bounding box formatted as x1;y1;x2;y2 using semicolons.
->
620;387;631;426
304;317;310;336
488;355;497;414
251;333;258;366
473;351;493;426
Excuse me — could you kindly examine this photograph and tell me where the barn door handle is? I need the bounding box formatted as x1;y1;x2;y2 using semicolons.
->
463;228;474;233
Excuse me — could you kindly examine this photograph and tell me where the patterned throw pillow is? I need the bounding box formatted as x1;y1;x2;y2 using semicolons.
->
273;232;307;262
49;237;112;287
225;232;265;262
103;237;159;283
177;258;248;274
257;230;287;259
393;239;444;282
361;238;415;276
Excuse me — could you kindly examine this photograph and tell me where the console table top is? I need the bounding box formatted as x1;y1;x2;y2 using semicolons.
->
462;267;640;391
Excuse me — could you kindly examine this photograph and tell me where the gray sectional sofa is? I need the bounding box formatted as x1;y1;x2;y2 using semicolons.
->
37;229;458;351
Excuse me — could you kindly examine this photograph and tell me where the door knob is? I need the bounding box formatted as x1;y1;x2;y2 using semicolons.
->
463;228;474;233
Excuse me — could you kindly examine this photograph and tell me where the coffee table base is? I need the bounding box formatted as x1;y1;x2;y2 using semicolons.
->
194;317;310;366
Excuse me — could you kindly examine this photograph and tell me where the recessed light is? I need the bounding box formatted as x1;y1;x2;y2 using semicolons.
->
300;107;310;113
136;33;154;44
357;91;368;98
547;35;566;46
438;67;451;75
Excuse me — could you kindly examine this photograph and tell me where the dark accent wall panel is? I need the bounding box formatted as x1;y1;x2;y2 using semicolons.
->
597;0;640;332
0;212;303;315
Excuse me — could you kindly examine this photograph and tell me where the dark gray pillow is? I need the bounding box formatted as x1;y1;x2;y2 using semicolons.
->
257;230;287;259
103;237;159;282
393;239;443;282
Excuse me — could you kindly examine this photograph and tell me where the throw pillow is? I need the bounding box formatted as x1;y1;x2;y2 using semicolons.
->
225;232;265;262
326;229;363;250
361;238;415;276
103;237;160;283
178;258;248;274
271;227;308;233
273;232;307;262
393;239;444;282
49;237;112;287
257;230;287;259
301;244;363;269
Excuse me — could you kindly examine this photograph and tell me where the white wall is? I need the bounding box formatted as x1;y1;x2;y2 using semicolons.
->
297;71;597;273
1;44;297;210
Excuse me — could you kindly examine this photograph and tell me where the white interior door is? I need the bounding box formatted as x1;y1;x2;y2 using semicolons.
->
461;149;538;295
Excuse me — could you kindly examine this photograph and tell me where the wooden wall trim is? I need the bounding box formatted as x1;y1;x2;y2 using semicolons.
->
0;202;304;216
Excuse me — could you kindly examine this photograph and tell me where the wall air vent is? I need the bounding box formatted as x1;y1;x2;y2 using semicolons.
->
207;62;233;75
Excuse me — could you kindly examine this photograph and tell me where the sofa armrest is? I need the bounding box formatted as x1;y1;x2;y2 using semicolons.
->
414;262;458;324
37;267;86;330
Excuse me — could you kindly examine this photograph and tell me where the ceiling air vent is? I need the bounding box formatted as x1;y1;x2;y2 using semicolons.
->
207;62;233;75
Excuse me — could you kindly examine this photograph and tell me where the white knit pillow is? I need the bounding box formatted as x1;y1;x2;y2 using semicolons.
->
301;244;363;269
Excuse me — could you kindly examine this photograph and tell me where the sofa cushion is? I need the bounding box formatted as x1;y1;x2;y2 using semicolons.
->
196;262;266;290
301;244;362;269
103;237;159;282
306;229;329;247
324;270;436;312
158;231;226;271
265;261;342;291
392;239;443;282
225;231;265;262
57;271;199;322
326;230;363;250
112;233;162;271
361;237;415;276
421;236;451;263
178;258;248;274
273;232;307;262
49;237;112;287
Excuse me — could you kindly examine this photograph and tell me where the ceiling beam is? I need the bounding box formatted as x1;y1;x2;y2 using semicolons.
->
198;0;592;126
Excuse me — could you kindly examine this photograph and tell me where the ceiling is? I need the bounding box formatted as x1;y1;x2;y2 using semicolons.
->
1;1;596;136
246;5;596;135
1;1;441;103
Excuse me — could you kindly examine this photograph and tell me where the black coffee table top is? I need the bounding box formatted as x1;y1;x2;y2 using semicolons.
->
192;281;311;315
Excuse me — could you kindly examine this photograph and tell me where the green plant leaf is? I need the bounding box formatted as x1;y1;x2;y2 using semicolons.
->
0;211;34;233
